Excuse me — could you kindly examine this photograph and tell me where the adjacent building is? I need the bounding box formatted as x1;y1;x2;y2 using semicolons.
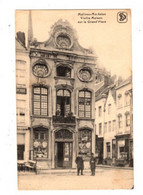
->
115;77;132;164
16;33;30;162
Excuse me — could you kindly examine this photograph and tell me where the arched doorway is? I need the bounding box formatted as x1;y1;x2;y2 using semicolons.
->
55;129;73;168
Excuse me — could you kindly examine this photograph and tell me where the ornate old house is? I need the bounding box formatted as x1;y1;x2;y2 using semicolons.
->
27;15;96;169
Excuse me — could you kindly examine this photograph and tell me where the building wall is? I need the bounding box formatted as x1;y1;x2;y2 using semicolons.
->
28;21;96;169
116;80;132;160
104;90;116;159
16;42;30;161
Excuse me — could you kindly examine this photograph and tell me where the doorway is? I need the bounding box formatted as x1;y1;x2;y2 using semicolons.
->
55;142;72;168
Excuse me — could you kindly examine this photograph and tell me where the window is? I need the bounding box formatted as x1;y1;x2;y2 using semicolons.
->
106;142;110;158
118;94;122;107
112;120;116;131
57;65;71;77
33;86;48;116
125;92;130;106
104;122;107;133
33;129;48;159
98;106;102;117
99;123;102;135
112;140;116;158
17;100;26;124
125;112;130;127
118;114;122;129
17;145;25;160
108;104;111;115
108;121;111;132
78;129;92;157
79;90;91;118
56;89;71;117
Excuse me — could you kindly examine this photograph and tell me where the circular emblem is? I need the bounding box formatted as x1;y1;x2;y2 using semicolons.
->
34;141;39;148
56;34;71;48
32;59;50;78
33;64;49;78
54;29;73;49
42;141;47;148
78;67;93;82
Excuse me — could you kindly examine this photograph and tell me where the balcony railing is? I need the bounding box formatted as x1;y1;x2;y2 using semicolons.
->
52;115;76;124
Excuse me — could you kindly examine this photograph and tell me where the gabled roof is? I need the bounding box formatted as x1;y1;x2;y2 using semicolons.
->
29;19;94;56
95;84;116;102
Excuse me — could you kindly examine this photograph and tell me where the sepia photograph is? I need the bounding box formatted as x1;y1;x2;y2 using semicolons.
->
15;9;133;190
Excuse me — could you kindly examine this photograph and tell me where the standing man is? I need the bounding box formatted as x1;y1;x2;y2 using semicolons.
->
90;153;96;176
75;153;84;176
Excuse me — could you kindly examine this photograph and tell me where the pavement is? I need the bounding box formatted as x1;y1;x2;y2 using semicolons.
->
17;166;134;190
18;164;133;175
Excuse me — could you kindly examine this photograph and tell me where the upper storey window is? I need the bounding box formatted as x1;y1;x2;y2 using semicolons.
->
33;86;48;116
79;90;92;118
118;94;122;108
56;89;71;117
57;65;71;77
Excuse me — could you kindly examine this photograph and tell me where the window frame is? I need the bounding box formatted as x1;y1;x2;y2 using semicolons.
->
33;86;48;116
78;90;92;118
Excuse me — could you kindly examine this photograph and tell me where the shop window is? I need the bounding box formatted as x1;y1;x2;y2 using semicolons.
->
57;65;71;77
106;142;110;158
78;129;92;157
56;89;71;117
79;90;92;118
33;86;48;116
112;140;116;158
33;129;48;159
17;145;25;160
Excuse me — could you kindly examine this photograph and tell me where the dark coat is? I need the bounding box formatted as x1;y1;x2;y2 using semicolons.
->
75;156;84;170
90;156;96;169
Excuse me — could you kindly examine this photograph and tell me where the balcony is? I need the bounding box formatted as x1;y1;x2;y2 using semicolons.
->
52;115;76;124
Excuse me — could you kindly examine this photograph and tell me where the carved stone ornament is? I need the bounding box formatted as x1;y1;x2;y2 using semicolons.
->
32;59;50;78
54;29;73;49
78;67;93;82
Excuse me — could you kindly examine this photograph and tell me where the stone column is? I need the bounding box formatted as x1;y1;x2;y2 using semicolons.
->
92;125;95;154
30;125;33;160
51;130;55;168
72;132;76;168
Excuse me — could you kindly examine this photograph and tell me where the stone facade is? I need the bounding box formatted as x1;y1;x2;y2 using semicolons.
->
26;19;96;169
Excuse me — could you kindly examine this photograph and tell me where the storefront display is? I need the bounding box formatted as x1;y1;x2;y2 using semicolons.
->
78;129;92;157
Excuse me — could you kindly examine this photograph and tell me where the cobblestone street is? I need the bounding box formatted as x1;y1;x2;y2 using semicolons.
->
18;167;133;190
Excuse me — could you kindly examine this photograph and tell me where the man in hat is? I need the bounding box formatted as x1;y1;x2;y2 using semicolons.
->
75;153;84;176
90;153;96;176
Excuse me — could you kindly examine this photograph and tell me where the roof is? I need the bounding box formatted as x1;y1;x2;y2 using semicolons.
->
16;38;27;51
95;84;116;102
116;76;132;90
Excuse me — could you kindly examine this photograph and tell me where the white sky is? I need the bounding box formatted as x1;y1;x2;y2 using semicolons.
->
15;10;132;79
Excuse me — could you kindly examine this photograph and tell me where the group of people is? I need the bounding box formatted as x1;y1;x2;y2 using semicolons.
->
75;153;96;176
